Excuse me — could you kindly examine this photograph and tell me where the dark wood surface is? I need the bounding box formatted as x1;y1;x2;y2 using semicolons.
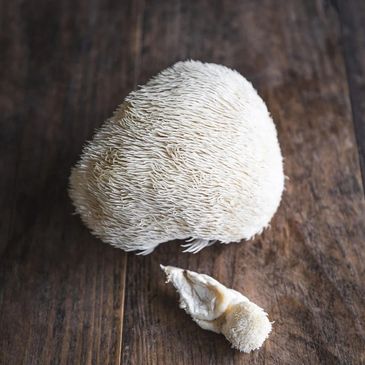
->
337;0;365;187
1;1;364;364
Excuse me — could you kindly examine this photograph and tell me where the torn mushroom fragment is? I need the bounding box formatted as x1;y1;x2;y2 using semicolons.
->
161;265;272;353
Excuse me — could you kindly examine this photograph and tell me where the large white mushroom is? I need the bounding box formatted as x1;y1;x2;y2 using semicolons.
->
161;265;272;353
69;60;284;254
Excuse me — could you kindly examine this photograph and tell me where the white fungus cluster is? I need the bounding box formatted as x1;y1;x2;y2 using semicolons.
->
69;60;284;254
161;265;272;352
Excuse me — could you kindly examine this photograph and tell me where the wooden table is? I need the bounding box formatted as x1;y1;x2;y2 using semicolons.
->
1;1;364;364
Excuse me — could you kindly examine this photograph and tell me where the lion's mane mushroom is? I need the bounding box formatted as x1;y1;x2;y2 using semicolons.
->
161;265;272;353
69;60;284;254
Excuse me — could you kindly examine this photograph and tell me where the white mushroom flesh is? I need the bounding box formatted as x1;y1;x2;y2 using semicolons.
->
161;265;272;353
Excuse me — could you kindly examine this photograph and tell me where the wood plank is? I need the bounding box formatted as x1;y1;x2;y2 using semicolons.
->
121;1;365;364
336;0;365;187
0;0;141;364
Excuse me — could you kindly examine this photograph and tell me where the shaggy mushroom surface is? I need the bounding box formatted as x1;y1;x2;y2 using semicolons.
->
69;60;284;254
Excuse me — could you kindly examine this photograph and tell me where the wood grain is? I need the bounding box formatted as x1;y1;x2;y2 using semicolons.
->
121;1;365;364
0;0;140;364
1;0;364;364
336;0;365;187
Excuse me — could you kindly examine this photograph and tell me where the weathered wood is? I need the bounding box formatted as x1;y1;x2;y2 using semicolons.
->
122;1;365;364
1;0;365;364
0;0;140;363
336;0;365;188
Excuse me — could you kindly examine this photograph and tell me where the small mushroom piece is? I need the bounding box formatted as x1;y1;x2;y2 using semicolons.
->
161;265;272;353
